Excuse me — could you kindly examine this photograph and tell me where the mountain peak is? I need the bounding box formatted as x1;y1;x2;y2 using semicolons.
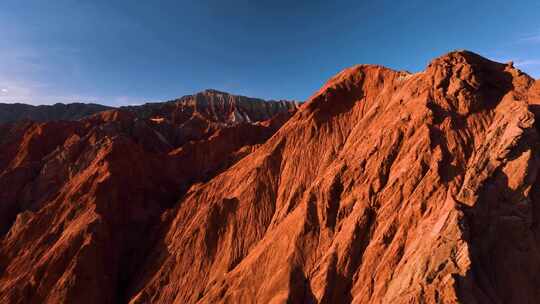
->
201;88;230;95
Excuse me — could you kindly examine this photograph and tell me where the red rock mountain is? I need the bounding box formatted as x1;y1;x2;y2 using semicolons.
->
1;51;540;303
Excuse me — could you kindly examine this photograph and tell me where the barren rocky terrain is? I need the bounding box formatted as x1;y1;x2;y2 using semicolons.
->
1;51;539;303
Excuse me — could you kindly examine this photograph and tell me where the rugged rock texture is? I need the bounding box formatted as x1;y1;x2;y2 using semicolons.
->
1;52;540;303
0;103;113;123
0;93;296;304
124;89;299;123
122;89;300;147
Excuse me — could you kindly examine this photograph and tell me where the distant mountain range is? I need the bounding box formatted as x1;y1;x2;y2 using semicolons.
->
0;89;300;124
0;102;113;123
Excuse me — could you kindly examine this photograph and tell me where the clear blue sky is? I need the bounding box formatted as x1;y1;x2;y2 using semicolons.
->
1;0;539;105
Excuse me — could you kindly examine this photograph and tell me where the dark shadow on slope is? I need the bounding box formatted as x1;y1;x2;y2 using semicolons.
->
288;266;317;304
456;142;540;303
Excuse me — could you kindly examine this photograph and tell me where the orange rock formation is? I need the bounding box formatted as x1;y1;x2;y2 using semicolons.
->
1;51;539;303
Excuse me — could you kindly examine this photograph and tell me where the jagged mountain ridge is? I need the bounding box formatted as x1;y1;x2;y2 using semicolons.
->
1;51;540;303
122;89;300;124
0;90;300;124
